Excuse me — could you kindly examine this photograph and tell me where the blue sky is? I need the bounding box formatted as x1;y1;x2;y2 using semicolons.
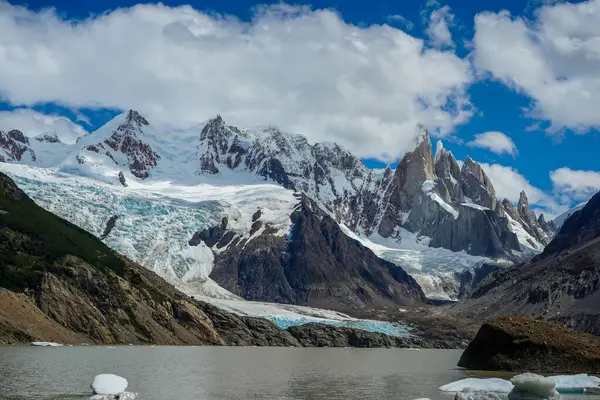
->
1;0;599;216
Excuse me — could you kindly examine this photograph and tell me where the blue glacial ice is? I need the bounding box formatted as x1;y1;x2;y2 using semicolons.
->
265;315;411;337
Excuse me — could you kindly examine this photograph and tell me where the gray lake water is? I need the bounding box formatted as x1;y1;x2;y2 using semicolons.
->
0;347;464;400
0;347;596;400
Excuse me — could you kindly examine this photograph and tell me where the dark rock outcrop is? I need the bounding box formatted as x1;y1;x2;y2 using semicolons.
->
0;130;36;163
539;191;600;259
288;323;399;348
458;315;600;373
35;133;61;143
207;196;426;312
449;192;600;336
434;141;462;202
99;215;119;240
457;262;505;299
118;172;127;187
517;191;554;246
82;110;160;179
502;198;519;220
460;157;497;210
430;205;519;257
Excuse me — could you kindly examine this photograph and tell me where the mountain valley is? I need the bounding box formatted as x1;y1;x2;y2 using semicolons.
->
0;108;589;344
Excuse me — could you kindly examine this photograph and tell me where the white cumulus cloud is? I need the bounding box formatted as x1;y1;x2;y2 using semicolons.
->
468;131;518;156
473;0;600;133
479;163;558;212
550;167;600;201
0;2;474;162
0;108;87;144
424;4;455;48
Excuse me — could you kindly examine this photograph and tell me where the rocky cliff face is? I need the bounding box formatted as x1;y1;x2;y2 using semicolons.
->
540;190;600;258
0;130;36;163
192;118;554;258
77;110;160;179
458;315;600;373
450;191;600;336
194;195;426;312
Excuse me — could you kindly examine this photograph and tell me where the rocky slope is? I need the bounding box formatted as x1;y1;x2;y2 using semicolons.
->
196;195;426;313
458;314;600;373
449;191;600;335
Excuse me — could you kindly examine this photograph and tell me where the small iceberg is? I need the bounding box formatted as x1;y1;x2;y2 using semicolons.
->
551;374;600;391
508;373;560;400
31;341;63;347
90;374;137;399
440;378;514;393
441;373;600;395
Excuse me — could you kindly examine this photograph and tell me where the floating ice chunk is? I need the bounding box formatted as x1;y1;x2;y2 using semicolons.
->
440;378;514;393
91;374;128;395
454;389;505;400
550;374;600;390
442;374;600;396
508;373;560;400
90;393;137;400
31;341;63;347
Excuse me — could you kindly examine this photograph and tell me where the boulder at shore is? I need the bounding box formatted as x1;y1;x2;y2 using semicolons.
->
458;315;600;373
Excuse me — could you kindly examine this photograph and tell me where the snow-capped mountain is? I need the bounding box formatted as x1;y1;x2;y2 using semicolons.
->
0;109;556;302
554;201;589;230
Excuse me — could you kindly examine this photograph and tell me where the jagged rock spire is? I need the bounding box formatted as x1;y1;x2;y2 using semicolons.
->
434;140;462;202
502;198;519;220
517;191;530;215
460;156;497;209
125;110;149;127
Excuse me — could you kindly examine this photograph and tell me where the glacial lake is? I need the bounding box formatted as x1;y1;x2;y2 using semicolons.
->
0;347;597;400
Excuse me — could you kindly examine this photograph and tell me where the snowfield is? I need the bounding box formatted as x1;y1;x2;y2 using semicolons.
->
340;224;489;301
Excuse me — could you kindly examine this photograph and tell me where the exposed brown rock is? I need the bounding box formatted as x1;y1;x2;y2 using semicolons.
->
458;314;600;373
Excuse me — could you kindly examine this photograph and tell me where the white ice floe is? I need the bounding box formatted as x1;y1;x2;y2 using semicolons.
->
454;389;505;400
508;373;560;400
30;341;63;347
441;374;600;395
550;374;600;391
91;374;128;395
440;378;514;393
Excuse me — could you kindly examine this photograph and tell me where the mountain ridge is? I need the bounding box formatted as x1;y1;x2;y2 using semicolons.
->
449;190;600;335
0;109;557;304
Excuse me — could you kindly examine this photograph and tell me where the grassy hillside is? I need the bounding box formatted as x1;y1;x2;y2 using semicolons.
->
0;172;126;291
